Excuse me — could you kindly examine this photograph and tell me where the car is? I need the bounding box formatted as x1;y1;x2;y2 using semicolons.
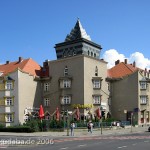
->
148;127;150;132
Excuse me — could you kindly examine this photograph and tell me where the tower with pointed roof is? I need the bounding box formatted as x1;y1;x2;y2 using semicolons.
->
55;19;102;59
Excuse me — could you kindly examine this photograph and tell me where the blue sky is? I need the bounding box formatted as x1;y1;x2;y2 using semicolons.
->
0;0;150;69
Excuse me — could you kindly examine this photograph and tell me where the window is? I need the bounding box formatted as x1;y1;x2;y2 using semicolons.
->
61;96;71;104
6;113;13;122
44;83;49;92
95;66;98;76
6;81;13;90
93;80;101;88
6;97;13;106
93;95;101;104
73;50;76;56
63;80;71;88
44;98;50;106
64;66;68;76
140;95;148;104
140;82;147;90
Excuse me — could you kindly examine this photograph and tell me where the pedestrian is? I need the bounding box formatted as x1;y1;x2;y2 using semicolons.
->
87;121;93;133
70;122;75;136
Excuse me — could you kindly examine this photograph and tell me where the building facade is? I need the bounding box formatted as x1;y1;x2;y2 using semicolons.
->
108;59;150;125
1;20;150;127
42;19;110;120
0;57;42;126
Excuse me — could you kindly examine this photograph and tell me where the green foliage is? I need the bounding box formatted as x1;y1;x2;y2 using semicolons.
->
23;119;40;132
0;124;4;128
0;125;33;132
104;118;116;122
49;120;64;129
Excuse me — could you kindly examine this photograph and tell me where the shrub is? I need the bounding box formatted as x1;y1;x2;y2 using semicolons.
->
0;125;34;133
23;119;40;132
0;124;4;128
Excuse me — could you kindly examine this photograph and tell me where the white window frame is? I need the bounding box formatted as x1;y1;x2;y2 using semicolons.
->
6;113;13;122
6;97;13;106
140;82;147;90
93;80;101;88
140;95;147;104
93;95;101;104
44;98;50;106
44;83;49;92
6;81;13;90
61;96;71;104
63;80;71;88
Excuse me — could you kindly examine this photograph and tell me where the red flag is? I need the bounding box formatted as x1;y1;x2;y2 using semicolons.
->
76;107;80;120
39;105;44;119
97;108;101;119
56;107;60;121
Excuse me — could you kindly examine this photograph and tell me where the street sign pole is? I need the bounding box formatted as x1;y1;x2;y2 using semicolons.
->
131;112;133;133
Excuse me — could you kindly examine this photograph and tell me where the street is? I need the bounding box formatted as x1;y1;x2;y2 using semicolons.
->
1;131;150;150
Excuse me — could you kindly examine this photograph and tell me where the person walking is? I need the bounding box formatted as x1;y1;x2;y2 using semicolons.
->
87;121;93;133
70;122;75;136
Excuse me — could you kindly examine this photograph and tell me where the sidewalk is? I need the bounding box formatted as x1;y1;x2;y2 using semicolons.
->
0;126;149;137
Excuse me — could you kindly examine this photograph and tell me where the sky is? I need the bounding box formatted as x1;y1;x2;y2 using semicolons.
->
0;0;150;69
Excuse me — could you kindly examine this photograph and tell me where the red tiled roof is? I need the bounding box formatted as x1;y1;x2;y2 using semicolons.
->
108;62;138;78
0;58;41;77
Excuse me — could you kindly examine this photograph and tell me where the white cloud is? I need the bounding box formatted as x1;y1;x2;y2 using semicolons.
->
102;49;150;70
102;49;126;68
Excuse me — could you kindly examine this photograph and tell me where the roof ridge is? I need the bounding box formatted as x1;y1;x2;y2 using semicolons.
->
123;62;136;72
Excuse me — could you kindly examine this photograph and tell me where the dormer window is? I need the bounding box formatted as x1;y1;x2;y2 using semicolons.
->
95;66;98;76
140;81;147;90
64;66;68;76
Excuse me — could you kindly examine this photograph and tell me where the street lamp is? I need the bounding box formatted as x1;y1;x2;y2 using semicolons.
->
66;110;70;136
100;106;103;135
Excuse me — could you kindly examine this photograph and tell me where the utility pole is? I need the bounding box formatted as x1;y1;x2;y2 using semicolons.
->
66;110;69;136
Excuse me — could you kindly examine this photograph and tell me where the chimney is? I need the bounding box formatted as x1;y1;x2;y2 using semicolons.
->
6;61;10;64
19;57;23;62
43;60;49;68
115;60;120;65
124;59;127;64
133;61;136;67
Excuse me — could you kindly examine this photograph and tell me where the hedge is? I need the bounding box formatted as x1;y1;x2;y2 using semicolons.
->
0;126;34;133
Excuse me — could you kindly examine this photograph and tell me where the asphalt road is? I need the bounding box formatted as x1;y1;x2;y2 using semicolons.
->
1;132;150;150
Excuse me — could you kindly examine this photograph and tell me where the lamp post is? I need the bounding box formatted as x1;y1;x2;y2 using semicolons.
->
66;110;69;136
131;112;133;133
100;106;103;135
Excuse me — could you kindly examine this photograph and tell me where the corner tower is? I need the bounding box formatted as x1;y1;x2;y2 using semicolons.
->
55;19;102;59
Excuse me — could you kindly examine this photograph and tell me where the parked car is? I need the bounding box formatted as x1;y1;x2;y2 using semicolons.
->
148;127;150;132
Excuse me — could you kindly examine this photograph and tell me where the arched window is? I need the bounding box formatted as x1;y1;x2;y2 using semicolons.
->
88;51;90;55
95;66;98;76
91;52;93;56
64;66;68;76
